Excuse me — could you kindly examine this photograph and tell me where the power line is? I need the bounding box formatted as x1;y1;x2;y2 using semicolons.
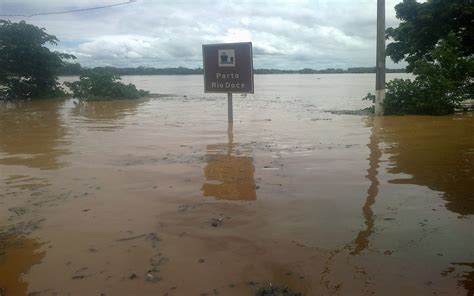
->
0;0;136;18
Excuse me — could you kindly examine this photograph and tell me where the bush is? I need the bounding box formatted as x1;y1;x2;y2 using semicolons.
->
64;70;149;100
368;34;473;115
383;78;456;115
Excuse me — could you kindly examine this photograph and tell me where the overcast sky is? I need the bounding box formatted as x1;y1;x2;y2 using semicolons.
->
1;0;406;69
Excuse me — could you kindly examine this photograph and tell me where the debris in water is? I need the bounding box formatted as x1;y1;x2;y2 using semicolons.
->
145;232;161;248
145;271;161;283
247;281;258;286
129;273;138;279
116;234;147;242
255;285;302;296
210;218;223;227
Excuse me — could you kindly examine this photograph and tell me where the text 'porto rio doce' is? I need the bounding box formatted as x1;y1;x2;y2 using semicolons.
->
211;73;245;89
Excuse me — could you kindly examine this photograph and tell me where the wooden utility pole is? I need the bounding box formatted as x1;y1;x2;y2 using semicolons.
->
375;0;385;116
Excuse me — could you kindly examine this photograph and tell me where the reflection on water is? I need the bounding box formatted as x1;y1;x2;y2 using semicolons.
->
0;100;69;170
70;98;147;122
69;99;149;132
351;117;381;255
442;263;474;295
201;123;257;201
380;115;474;215
0;235;45;295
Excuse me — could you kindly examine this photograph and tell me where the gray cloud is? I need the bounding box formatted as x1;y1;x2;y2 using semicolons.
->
1;0;406;69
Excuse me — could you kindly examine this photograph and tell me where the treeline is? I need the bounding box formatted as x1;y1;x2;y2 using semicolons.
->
57;63;406;76
255;67;406;74
58;64;203;75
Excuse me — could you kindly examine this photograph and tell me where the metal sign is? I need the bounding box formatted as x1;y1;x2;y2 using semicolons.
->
202;42;254;93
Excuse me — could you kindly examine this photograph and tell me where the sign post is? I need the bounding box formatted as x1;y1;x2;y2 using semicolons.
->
227;92;233;123
202;42;254;123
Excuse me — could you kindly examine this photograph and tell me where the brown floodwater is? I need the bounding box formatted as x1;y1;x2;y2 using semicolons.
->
1;74;473;296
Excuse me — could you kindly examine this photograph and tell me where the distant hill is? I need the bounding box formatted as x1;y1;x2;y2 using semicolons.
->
57;63;406;76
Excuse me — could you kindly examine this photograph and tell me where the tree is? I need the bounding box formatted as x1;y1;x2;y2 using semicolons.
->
0;20;75;100
380;0;473;115
384;34;473;115
386;0;473;71
64;69;149;100
57;62;83;75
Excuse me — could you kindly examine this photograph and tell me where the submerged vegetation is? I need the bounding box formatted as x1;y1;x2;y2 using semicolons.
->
0;20;75;100
0;20;148;101
64;70;149;100
375;0;473;115
382;35;473;115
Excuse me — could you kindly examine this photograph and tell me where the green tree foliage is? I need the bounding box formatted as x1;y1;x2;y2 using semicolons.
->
57;62;83;75
385;35;473;115
0;20;75;100
381;0;473;115
64;69;149;100
386;0;473;71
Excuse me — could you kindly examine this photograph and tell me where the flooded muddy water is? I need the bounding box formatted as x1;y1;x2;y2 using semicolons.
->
1;74;473;295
